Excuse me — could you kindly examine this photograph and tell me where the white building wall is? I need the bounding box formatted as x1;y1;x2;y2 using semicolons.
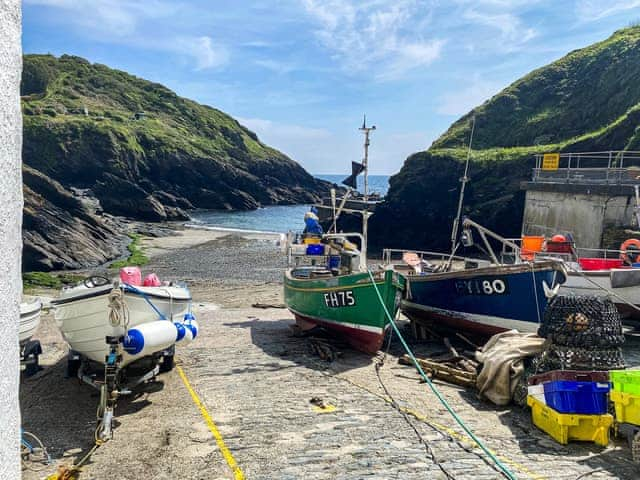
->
0;1;22;478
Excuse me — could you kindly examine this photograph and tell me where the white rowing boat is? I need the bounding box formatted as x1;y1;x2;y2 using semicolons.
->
19;300;42;347
52;276;194;366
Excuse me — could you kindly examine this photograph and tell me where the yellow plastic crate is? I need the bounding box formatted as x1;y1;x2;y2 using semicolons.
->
527;395;613;446
611;390;640;426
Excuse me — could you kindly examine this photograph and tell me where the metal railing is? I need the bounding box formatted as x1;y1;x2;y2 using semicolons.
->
505;237;629;260
382;248;477;266
531;151;640;185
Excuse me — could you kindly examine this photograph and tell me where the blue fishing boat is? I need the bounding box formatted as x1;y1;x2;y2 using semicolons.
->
399;259;566;335
383;120;567;334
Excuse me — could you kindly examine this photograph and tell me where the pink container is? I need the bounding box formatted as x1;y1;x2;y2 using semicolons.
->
143;273;161;287
578;258;624;271
120;266;142;285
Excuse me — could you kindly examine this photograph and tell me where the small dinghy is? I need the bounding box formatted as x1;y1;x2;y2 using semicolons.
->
51;268;198;441
19;300;42;347
53;274;194;367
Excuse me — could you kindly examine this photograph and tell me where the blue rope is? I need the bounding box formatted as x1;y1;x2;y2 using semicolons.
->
367;269;517;480
123;284;167;320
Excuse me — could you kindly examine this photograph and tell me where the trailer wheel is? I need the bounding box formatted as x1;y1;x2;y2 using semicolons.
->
66;357;81;378
159;354;175;373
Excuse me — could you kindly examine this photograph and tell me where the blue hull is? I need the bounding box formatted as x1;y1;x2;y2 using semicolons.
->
402;262;565;334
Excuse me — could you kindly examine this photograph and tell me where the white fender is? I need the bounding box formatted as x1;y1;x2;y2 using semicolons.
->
123;321;178;357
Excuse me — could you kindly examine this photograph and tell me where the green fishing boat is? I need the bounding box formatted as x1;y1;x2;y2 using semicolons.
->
283;119;406;354
284;265;405;354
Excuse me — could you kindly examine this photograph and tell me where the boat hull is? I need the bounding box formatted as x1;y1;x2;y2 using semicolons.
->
562;269;640;320
284;269;405;354
53;285;191;365
401;262;565;336
19;301;42;347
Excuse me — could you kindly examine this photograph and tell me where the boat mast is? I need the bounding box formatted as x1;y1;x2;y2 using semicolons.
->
359;115;375;202
449;116;476;258
359;116;375;267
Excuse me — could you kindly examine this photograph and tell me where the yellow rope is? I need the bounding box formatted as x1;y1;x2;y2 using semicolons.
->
176;364;245;480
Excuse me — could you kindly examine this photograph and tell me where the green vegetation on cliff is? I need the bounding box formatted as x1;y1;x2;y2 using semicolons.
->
109;234;148;269
371;26;640;251
434;26;640;152
22;54;328;216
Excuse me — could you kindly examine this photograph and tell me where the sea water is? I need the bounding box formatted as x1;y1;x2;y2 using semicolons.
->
188;174;390;234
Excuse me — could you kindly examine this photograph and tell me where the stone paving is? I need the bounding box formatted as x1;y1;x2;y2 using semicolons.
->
21;301;640;479
181;305;640;479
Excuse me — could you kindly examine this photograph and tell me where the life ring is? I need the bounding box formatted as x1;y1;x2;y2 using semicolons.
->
620;238;640;265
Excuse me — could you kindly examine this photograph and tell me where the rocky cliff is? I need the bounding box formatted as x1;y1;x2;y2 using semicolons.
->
22;54;329;270
370;26;640;251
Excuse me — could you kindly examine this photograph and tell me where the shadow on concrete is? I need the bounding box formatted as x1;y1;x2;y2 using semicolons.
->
19;354;166;462
223;316;377;374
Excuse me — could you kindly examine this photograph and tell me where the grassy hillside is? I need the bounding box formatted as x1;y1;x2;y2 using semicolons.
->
371;26;640;251
22;54;328;217
434;26;640;151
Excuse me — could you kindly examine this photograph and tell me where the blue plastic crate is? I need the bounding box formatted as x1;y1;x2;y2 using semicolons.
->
306;244;325;255
327;255;340;269
543;380;610;414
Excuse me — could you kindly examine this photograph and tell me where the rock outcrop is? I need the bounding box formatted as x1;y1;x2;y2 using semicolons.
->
22;166;127;271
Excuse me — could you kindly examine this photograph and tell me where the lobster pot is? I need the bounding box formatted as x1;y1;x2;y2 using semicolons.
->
123;321;178;359
533;295;625;372
538;295;624;347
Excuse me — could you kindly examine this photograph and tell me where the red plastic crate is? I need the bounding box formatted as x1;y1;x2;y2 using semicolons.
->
528;370;609;386
578;258;623;271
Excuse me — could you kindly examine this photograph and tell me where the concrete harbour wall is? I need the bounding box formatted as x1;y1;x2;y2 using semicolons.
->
522;186;636;249
0;1;22;477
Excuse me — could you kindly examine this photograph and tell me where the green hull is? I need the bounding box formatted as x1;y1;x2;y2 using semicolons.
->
284;269;405;354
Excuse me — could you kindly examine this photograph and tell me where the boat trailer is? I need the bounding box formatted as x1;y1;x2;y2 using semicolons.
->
69;337;171;442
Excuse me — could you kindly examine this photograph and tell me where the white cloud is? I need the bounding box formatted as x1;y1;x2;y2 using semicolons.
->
236;117;431;174
173;36;228;70
237;117;331;141
23;0;228;70
575;0;640;21
437;78;503;116
236;117;339;169
254;59;296;75
462;9;537;49
301;0;444;79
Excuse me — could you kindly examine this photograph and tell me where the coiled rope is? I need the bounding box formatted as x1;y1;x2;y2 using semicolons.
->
108;287;130;329
367;269;517;480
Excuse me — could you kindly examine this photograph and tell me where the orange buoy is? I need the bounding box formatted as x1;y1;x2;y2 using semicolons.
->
551;234;566;243
620;238;640;265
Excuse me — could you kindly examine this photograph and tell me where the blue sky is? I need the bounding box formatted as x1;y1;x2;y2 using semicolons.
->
23;0;640;174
